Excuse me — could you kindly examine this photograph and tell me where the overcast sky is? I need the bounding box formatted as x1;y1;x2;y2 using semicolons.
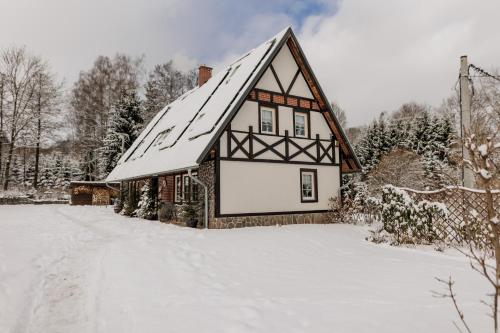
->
1;0;499;126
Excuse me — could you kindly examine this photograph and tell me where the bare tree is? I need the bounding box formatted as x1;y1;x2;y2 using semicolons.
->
69;54;143;180
331;101;347;128
32;68;62;188
435;129;499;332
0;73;5;183
367;149;428;191
0;46;43;190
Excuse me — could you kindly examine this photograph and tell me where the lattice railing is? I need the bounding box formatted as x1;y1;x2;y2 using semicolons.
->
400;186;499;248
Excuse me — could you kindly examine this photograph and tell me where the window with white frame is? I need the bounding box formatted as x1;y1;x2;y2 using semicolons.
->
191;173;199;202
183;175;190;202
260;107;275;134
175;175;182;202
300;169;317;202
294;112;307;137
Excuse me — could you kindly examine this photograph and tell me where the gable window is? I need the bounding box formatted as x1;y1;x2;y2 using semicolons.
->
294;112;308;137
300;169;318;202
175;175;182;202
260;106;276;134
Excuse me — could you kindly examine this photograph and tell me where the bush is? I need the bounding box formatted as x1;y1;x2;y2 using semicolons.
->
113;199;123;214
158;202;175;221
179;203;199;227
329;181;378;224
135;181;157;220
369;185;448;245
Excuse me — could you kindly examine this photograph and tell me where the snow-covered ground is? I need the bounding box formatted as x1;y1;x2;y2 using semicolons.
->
0;205;489;333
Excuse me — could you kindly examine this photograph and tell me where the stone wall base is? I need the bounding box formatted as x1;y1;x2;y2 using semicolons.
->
209;212;331;229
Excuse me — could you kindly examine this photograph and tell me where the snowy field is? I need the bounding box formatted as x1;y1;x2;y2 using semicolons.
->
0;205;489;333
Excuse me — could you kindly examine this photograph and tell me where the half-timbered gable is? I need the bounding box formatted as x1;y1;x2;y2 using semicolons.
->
215;40;343;216
107;27;361;228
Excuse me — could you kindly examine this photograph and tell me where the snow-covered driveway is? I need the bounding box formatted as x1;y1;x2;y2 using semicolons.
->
0;205;489;332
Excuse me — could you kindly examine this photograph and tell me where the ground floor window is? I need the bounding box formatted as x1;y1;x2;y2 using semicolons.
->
300;168;318;202
175;175;182;202
174;172;200;204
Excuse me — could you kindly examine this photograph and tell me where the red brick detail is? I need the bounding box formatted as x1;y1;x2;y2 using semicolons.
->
159;175;174;203
249;90;257;100
299;99;311;109
257;91;271;102
287;97;298;107
273;94;285;104
311;101;320;110
198;65;212;87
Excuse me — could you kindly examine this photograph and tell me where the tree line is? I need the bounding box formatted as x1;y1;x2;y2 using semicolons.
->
0;46;196;192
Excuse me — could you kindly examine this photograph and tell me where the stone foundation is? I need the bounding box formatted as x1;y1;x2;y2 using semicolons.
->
209;212;331;229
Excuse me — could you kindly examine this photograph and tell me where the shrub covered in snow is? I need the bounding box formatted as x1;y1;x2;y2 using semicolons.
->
369;185;448;245
134;181;157;220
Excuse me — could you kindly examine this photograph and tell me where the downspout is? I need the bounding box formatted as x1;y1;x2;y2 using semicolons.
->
188;169;209;229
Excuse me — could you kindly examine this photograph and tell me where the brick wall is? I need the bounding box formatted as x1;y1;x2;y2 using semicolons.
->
159;175;174;203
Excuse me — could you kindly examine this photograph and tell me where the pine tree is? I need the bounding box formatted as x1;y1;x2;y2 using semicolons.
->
100;89;143;177
134;180;156;220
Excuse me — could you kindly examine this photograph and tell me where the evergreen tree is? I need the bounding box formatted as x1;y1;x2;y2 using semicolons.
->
135;180;156;220
100;89;143;176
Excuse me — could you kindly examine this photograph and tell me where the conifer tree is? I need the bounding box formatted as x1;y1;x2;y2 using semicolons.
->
100;89;143;177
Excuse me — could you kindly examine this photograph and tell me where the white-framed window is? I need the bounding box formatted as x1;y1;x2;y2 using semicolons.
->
294;112;308;137
183;175;190;202
260;106;275;134
191;172;199;202
175;175;182;202
300;169;317;202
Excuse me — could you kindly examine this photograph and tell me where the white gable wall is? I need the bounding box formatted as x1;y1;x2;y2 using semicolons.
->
288;72;314;99
255;68;281;92
271;44;298;92
219;161;339;215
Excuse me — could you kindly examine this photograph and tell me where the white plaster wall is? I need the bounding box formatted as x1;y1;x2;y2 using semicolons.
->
231;100;259;132
278;106;294;135
271;45;298;91
288;72;313;99
219;161;340;215
310;111;332;139
255;68;281;92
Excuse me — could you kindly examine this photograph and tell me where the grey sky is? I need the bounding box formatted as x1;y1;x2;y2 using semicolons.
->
1;0;499;126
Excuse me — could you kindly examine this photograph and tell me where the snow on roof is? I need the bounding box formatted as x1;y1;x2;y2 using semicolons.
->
106;28;289;181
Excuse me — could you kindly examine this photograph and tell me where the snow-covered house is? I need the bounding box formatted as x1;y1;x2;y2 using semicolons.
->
106;27;360;228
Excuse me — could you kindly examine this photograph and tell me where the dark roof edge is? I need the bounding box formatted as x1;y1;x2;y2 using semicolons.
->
196;27;293;164
287;29;362;171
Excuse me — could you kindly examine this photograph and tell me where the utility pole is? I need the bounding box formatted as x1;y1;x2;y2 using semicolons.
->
459;55;474;188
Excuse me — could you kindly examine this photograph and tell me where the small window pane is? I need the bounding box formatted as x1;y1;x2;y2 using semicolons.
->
302;174;313;198
175;175;182;202
191;174;199;202
261;109;274;133
295;114;306;137
183;175;190;202
301;170;316;201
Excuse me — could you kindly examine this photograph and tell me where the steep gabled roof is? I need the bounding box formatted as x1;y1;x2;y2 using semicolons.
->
106;27;360;182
